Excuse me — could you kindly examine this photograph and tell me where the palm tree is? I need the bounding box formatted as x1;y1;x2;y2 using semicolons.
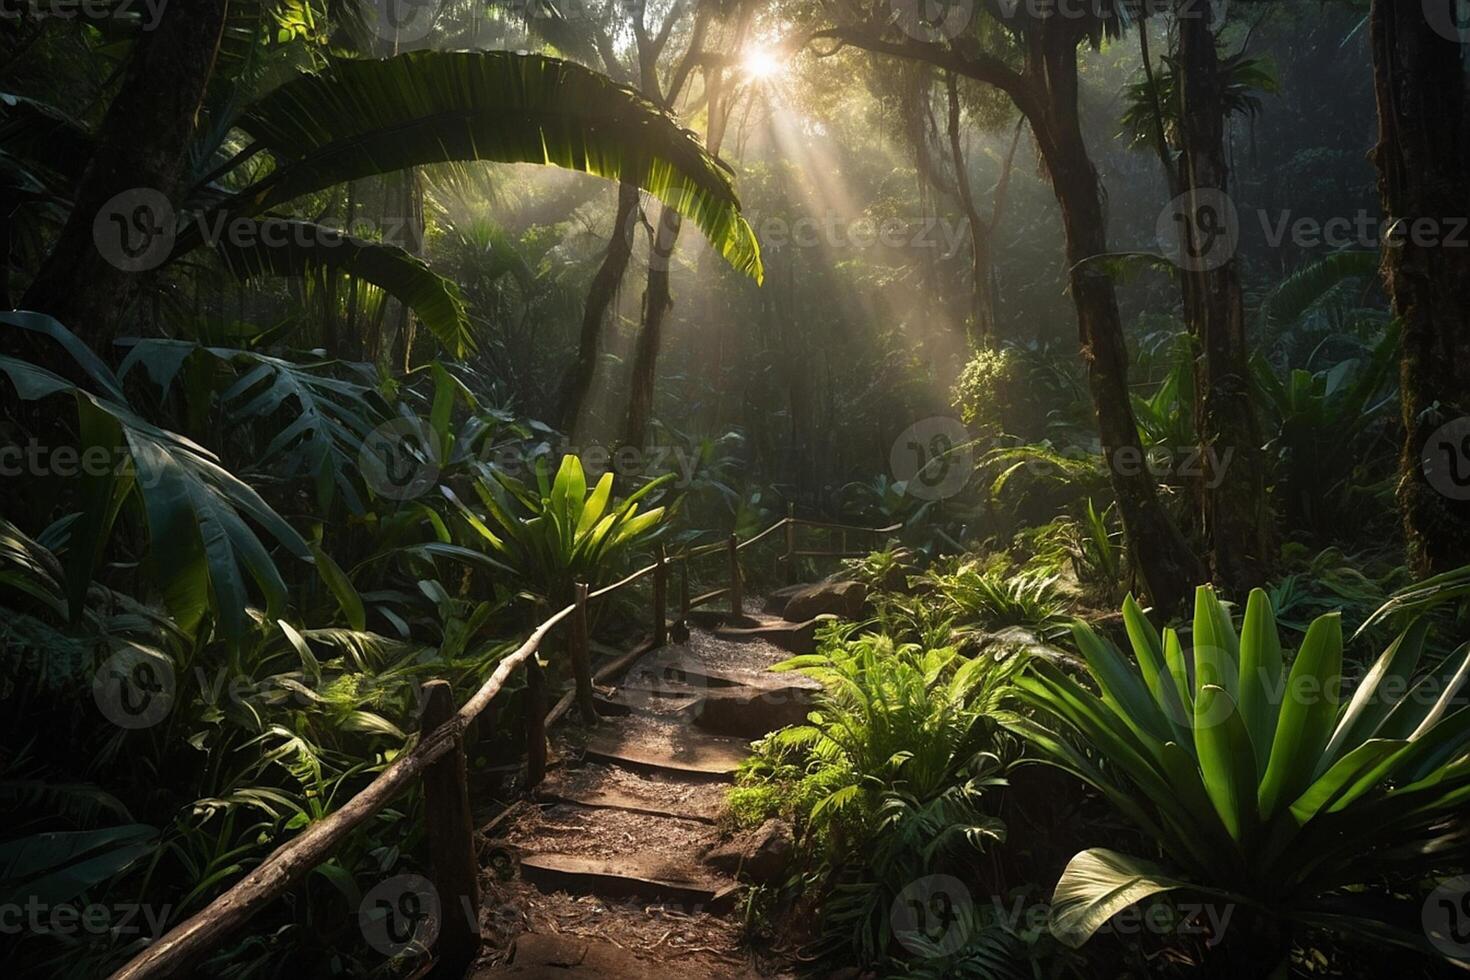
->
12;7;762;355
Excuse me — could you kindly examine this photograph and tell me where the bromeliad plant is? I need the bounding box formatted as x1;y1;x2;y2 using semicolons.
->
442;454;670;607
1013;585;1470;964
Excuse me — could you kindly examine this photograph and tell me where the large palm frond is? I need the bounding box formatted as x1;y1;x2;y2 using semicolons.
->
212;218;472;355
222;51;762;281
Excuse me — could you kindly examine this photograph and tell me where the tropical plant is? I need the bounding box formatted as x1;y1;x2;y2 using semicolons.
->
1015;499;1126;603
1013;585;1470;967
921;560;1074;641
0;510;503;977
1121;51;1278;151
840;544;919;593
1253;325;1399;539
441;453;670;606
737;627;1023;968
0;311;312;646
5;49;763;356
837;474;961;554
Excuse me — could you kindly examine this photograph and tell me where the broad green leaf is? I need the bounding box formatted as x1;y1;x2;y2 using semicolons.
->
1121;594;1169;710
277;620;322;682
1193;684;1259;841
1238;588;1283;776
308;541;365;632
576;472;614;539
1326;618;1429;762
1192;585;1240;699
1048;848;1192;948
1161;627;1194;724
1290;738;1407;824
1258;613;1343;818
0;824;158;907
215;219;473;356
1073;621;1172;743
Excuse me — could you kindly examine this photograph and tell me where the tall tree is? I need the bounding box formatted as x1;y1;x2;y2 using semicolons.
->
20;1;232;343
815;8;1206;610
1173;4;1271;587
1369;0;1470;575
945;72;1022;346
557;179;641;435
623;0;750;448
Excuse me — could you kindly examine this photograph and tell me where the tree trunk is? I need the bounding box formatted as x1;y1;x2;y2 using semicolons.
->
1177;5;1270;588
1031;31;1206;612
620;2;749;448
946;72;994;345
815;18;1207;610
623;205;680;447
1370;0;1470;576
20;1;230;344
558;180;640;437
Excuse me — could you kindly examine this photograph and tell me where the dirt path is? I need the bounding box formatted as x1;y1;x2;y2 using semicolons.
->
467;616;822;979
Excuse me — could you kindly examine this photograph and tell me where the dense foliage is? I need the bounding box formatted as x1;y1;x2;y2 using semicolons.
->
3;0;1468;977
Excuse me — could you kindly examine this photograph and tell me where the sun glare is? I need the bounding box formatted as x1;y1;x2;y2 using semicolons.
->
741;46;782;81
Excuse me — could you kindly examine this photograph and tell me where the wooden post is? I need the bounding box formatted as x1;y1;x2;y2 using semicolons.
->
653;545;668;647
525;653;547;789
784;503;796;584
419;680;480;974
728;532;743;617
570;583;596;725
674;557;690;643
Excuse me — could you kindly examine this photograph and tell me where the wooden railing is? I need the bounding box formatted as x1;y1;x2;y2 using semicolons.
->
110;508;899;979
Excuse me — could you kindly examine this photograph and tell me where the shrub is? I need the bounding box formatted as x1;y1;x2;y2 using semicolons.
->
1013;585;1470;969
442;453;669;607
737;627;1023;966
920;560;1074;641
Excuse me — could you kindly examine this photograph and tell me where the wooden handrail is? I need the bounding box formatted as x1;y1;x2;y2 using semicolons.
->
110;605;571;980
109;511;895;980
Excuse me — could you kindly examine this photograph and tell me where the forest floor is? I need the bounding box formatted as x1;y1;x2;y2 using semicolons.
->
466;616;821;978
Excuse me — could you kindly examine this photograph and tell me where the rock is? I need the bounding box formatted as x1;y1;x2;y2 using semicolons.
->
763;584;808;617
782;579;867;622
702;818;794;884
691;686;817;739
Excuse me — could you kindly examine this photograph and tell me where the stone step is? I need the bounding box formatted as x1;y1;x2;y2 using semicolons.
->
597;680;815;738
533;774;724;824
517;852;738;909
712;615;825;654
584;722;750;777
618;650;819;693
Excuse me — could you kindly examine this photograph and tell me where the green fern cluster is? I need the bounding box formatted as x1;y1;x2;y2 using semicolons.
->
920;560;1075;641
736;627;1023;966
